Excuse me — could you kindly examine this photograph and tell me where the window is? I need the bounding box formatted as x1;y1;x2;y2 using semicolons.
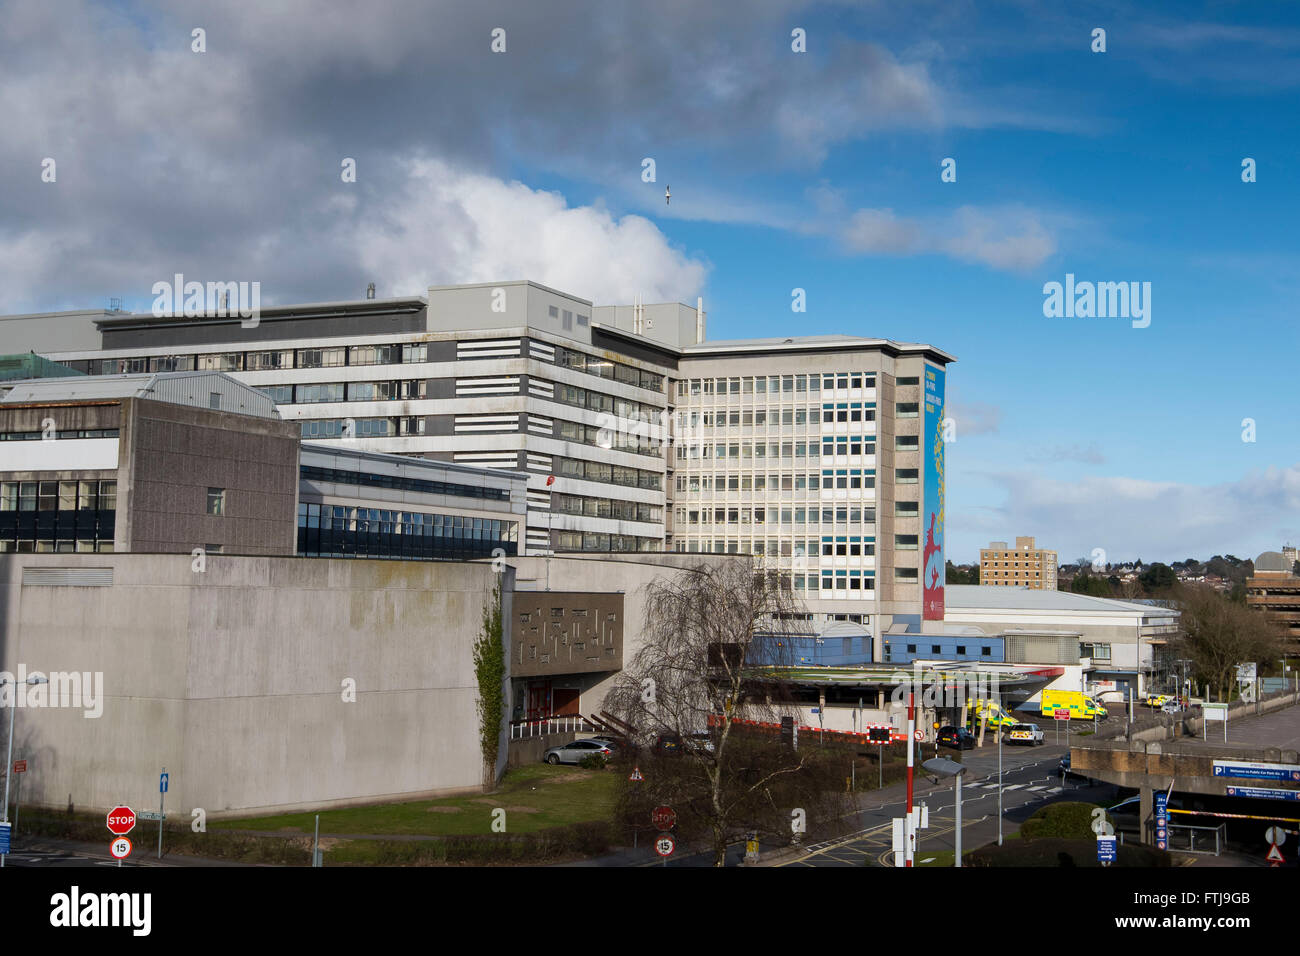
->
896;402;920;418
896;501;919;517
895;469;919;484
895;567;918;580
906;644;917;653
931;645;940;654
895;435;919;451
206;488;226;516
956;646;966;655
982;646;992;656
895;535;918;550
209;392;222;410
897;376;919;386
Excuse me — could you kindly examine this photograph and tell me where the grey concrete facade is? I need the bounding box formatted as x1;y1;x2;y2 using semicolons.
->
0;553;509;817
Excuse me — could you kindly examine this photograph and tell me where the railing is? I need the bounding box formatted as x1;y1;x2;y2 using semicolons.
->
509;716;598;740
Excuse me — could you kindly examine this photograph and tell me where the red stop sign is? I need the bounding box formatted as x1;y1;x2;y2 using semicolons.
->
651;806;676;831
107;806;136;835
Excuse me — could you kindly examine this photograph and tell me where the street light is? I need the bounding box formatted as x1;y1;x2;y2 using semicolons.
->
2;674;48;868
922;756;968;867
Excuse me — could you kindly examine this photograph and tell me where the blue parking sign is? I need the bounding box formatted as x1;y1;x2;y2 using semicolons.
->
0;822;10;854
1096;836;1117;863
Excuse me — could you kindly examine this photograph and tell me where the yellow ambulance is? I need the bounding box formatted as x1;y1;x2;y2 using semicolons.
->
1039;689;1108;719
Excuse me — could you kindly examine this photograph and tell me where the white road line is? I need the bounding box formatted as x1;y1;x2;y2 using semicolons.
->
1047;787;1063;793
1026;786;1047;791
1003;784;1024;790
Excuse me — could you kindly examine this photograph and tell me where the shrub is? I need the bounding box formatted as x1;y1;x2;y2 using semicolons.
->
1020;801;1107;841
578;754;608;770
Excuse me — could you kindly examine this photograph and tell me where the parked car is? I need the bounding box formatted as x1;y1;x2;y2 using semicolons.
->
1007;722;1045;746
1160;700;1184;714
937;726;976;750
1144;693;1173;708
543;738;617;765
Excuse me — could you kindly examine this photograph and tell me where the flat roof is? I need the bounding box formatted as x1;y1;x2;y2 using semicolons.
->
945;584;1176;615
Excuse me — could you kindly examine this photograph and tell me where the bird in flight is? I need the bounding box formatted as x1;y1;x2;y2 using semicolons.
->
665;184;671;206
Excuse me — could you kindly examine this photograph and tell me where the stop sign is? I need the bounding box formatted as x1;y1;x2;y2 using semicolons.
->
651;806;676;831
106;806;136;835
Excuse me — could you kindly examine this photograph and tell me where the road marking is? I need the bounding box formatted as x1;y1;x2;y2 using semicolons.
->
1046;787;1063;793
1003;784;1024;790
1026;786;1047;791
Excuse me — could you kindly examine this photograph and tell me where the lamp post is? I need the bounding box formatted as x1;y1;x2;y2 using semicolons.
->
923;756;968;866
996;687;1004;846
2;674;49;868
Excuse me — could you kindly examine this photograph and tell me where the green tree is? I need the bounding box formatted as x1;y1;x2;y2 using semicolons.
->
473;582;506;786
1139;563;1177;592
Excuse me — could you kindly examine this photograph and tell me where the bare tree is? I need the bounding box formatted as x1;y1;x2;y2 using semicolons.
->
1169;585;1286;701
605;559;832;865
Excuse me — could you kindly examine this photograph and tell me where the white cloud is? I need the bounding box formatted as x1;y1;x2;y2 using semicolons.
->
354;159;708;304
836;204;1055;271
964;465;1300;564
946;401;1001;437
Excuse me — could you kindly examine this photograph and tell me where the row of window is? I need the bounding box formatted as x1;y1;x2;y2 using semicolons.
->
552;345;664;393
299;465;512;501
0;480;118;512
551;382;663;423
675;507;881;528
0;538;115;553
677;443;819;463
554;532;660;552
80;343;431;376
300;417;426;439
257;380;428;405
678;373;883;398
676;408;823;428
677;374;921;400
297;503;518;561
0;429;120;442
557;419;661;458
551;456;662;491
550;492;662;524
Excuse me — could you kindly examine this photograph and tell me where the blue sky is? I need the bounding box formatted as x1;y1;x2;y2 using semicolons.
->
2;0;1296;563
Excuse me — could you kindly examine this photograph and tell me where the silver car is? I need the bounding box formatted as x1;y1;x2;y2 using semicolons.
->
543;738;617;765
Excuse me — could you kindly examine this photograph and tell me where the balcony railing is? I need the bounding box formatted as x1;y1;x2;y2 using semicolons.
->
509;716;598;739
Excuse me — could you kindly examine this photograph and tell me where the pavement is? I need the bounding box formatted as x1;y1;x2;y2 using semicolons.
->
1163;703;1300;752
1;835;249;867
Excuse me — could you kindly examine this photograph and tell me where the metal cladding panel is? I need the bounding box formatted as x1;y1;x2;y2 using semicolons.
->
148;373;278;418
22;567;114;587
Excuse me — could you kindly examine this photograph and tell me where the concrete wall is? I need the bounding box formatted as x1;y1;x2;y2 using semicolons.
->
0;553;504;817
118;398;300;555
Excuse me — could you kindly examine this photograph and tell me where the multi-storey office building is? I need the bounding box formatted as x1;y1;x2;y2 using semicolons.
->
23;283;674;558
979;535;1059;589
7;282;954;658
660;335;955;651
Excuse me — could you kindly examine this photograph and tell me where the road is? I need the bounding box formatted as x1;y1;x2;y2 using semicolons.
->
781;741;1113;867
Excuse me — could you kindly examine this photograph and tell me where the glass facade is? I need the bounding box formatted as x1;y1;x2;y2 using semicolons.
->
0;479;116;552
297;503;517;560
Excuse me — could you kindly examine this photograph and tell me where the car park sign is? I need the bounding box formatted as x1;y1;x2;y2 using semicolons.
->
1096;835;1117;865
1212;760;1300;782
1155;793;1168;850
1226;786;1299;801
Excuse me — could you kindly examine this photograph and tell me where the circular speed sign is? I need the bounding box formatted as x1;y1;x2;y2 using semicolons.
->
110;837;132;860
655;835;675;857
